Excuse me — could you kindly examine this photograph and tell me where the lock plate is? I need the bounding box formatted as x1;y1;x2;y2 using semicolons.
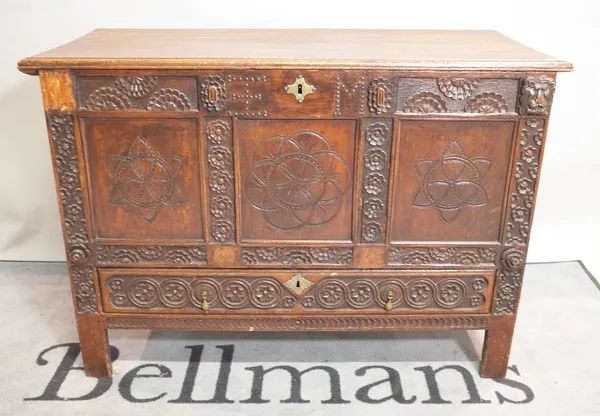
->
283;273;314;296
284;75;316;103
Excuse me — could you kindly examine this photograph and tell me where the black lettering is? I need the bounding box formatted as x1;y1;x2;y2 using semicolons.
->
415;364;491;404
494;365;535;404
119;364;172;403
241;365;350;404
355;365;416;404
25;343;118;401
168;344;234;404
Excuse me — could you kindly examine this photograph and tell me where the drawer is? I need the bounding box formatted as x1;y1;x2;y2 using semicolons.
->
100;269;494;315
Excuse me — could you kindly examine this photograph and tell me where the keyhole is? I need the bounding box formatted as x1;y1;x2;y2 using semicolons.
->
296;280;301;288
297;84;303;95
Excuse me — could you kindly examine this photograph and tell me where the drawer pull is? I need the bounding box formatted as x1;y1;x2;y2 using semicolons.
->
385;293;393;312
284;75;316;103
201;291;210;313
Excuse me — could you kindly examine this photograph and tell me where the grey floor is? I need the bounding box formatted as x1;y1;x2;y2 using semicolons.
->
0;261;599;415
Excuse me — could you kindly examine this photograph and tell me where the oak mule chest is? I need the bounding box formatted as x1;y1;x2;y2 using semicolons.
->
18;29;572;378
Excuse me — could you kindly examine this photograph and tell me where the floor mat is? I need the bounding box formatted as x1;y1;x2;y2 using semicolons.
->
0;261;598;415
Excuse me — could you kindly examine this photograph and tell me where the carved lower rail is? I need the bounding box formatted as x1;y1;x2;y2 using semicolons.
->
105;314;490;331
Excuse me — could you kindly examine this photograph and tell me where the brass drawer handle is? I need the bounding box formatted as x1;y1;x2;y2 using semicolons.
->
385;293;393;312
201;290;210;313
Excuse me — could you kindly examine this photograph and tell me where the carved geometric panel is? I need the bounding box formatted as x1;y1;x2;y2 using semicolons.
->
77;76;198;111
238;120;355;242
101;273;492;314
391;121;514;242
412;140;491;222
106;137;185;222
84;118;203;239
359;119;393;243
205;118;236;243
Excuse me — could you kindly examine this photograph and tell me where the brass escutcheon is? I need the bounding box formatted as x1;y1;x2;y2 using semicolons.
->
284;75;316;103
283;273;314;296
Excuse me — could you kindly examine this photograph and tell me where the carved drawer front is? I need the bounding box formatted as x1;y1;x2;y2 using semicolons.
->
100;269;494;315
391;120;514;243
237;119;356;242
77;76;198;111
82;118;203;239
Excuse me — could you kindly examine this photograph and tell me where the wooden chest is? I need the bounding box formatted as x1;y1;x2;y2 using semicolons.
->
18;29;572;378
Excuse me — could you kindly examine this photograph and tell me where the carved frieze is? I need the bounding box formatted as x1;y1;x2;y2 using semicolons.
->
96;245;206;266
77;76;197;111
48;113;96;315
388;246;498;267
397;78;518;114
241;247;353;266
360;120;393;242
205;118;236;243
104;274;490;313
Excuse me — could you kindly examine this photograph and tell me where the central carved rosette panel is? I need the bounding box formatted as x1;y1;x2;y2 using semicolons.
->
244;130;351;231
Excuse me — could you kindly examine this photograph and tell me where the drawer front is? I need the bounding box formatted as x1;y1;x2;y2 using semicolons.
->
100;269;494;314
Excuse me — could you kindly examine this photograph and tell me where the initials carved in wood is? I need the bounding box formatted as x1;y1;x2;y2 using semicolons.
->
105;137;185;222
244;130;351;231
413;140;491;222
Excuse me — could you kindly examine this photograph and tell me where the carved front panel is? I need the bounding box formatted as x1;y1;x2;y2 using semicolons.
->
391;121;514;242
100;270;494;314
237;120;356;242
83;118;203;239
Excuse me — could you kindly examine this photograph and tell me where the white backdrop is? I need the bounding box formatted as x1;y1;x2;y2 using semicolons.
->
0;1;597;274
